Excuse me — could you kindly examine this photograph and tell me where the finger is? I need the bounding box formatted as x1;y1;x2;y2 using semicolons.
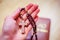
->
25;3;33;11
20;4;38;20
22;8;40;20
28;4;38;14
25;16;38;34
31;8;40;18
10;8;21;19
17;8;39;28
19;3;33;18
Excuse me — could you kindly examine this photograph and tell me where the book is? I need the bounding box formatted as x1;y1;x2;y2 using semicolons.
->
26;17;51;40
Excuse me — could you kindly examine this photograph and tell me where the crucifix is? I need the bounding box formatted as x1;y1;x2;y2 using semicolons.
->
19;8;38;40
19;19;27;34
19;8;27;34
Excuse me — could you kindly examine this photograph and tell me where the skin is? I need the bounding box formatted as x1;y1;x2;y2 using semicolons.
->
1;3;40;40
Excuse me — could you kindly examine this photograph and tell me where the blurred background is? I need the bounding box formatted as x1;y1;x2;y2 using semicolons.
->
0;0;60;40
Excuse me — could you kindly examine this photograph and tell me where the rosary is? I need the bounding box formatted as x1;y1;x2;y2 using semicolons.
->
19;8;38;40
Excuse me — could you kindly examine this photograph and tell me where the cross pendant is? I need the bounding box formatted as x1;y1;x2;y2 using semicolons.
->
19;19;27;34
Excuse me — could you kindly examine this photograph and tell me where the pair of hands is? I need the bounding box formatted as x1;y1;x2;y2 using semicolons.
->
2;3;40;40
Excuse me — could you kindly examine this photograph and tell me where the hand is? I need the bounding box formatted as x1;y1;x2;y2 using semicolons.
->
2;3;40;40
